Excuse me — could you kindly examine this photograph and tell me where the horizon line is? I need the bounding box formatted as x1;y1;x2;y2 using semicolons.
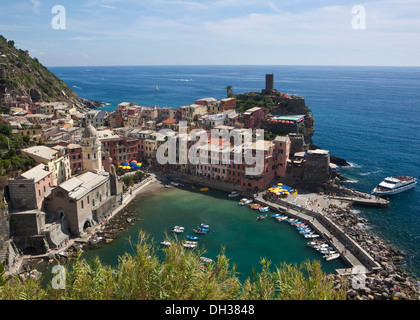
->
46;64;420;68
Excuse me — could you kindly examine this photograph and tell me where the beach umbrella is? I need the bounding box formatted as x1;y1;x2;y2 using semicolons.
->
121;162;129;166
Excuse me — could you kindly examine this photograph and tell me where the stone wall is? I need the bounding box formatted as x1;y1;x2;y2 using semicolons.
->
9;211;45;237
0;207;9;249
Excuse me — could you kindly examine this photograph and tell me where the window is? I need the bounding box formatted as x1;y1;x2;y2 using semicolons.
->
81;200;84;209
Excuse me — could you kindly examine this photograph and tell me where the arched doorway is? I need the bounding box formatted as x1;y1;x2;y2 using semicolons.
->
83;220;92;230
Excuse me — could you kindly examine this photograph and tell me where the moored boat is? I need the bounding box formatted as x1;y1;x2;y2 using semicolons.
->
372;176;417;196
193;229;206;234
257;214;268;220
172;226;184;233
200;257;213;263
228;191;240;197
183;241;197;249
239;198;253;205
160;241;171;247
259;207;269;213
324;253;340;261
186;235;199;241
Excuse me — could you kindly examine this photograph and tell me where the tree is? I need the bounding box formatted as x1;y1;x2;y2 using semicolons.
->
225;85;234;98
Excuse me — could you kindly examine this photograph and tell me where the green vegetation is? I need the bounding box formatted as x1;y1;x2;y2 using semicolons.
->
235;94;277;112
122;170;146;187
0;35;80;104
0;232;347;300
0;123;34;175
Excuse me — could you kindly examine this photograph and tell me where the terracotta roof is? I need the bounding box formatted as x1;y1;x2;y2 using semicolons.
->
162;118;176;124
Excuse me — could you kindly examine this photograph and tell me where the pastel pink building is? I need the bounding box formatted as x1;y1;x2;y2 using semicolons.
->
8;163;54;211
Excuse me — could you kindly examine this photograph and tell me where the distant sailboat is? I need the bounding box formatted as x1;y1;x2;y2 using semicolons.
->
156;84;160;92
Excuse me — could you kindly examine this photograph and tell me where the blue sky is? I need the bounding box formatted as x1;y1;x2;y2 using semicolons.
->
1;0;419;66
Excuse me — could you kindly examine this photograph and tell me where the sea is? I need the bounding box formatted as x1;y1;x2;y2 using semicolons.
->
49;65;420;279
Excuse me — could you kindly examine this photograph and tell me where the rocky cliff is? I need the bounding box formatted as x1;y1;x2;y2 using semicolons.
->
0;35;102;110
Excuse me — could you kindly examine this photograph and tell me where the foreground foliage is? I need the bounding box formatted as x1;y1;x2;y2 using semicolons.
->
0;233;347;300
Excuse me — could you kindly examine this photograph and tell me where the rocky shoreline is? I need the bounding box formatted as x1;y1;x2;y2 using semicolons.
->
320;184;420;300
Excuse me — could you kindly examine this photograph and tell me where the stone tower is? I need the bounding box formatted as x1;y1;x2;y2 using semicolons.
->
262;73;274;95
81;123;103;174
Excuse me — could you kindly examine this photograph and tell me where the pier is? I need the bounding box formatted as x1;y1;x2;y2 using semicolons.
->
328;195;390;208
254;193;383;275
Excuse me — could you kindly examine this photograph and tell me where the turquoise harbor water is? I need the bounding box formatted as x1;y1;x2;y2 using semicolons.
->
50;65;420;278
80;187;346;280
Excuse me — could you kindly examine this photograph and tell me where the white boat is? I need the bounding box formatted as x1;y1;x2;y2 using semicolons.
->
304;233;320;239
228;191;240;198
324;253;340;261
160;241;171;247
156;84;160;92
165;185;171;188
372;176;417;196
170;181;179;187
276;216;288;222
172;226;184;233
183;241;197;248
239;198;252;205
200;257;213;263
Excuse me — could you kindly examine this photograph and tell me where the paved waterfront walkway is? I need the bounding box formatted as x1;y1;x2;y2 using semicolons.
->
254;193;377;273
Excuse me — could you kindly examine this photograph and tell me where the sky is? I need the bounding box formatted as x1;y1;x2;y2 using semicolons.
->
0;0;419;66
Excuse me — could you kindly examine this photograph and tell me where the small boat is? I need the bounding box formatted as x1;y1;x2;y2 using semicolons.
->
200;257;213;263
165;185;172;188
299;229;313;234
160;241;171;247
198;227;210;232
252;205;263;210
200;187;209;192
372;176;417;196
183;241;197;249
259;207;269;213
239;198;253;205
126;218;132;223
304;233;320;239
257;214;268;220
172;226;184;234
271;213;280;218
193;229;207;234
186;235;199;241
324;253;340;261
200;223;210;229
228;191;240;198
290;221;302;225
170;181;179;187
276;215;288;222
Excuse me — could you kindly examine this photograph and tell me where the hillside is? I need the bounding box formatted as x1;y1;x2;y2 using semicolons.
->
0;35;102;110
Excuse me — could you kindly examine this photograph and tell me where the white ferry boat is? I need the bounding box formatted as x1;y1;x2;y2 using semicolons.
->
372;176;417;196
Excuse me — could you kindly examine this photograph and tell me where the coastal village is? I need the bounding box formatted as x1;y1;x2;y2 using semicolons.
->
0;73;419;300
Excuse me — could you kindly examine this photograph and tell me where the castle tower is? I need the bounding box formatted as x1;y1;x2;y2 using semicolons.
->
262;73;274;95
81;123;103;174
